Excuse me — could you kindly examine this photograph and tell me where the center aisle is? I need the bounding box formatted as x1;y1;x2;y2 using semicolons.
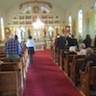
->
23;49;81;96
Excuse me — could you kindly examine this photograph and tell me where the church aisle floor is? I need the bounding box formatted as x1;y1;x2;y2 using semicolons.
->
23;49;81;96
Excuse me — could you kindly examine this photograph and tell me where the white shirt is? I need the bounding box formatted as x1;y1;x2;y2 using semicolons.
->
26;39;35;47
77;49;86;55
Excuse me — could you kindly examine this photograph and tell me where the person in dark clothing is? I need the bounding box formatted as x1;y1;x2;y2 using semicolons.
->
26;36;35;64
66;35;72;47
15;35;22;56
83;34;92;48
54;34;60;49
57;34;67;49
69;34;78;48
80;47;96;71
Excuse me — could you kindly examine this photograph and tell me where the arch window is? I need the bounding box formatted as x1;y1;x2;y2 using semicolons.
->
68;15;72;33
22;5;50;13
78;9;83;35
1;17;4;40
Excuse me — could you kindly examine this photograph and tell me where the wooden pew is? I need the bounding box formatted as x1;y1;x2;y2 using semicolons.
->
69;55;85;86
0;48;27;89
0;71;20;96
64;54;77;76
80;61;96;96
0;62;21;96
59;49;68;70
59;49;64;70
0;53;5;57
0;46;4;52
20;54;27;84
54;48;59;64
0;58;25;91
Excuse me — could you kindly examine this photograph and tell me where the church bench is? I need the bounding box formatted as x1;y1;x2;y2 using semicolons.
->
0;59;25;91
59;49;69;70
0;47;4;52
0;71;21;96
54;48;60;65
20;54;28;82
64;54;77;76
0;53;5;57
80;61;96;96
59;49;64;70
69;55;85;86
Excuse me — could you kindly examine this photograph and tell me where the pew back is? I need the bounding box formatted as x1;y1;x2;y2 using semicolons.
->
80;62;96;96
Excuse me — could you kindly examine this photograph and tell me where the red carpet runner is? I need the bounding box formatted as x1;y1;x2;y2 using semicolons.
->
23;49;81;96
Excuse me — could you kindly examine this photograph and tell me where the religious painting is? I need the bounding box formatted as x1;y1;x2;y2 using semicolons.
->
43;27;47;37
65;26;70;34
48;26;54;38
28;28;31;37
33;5;40;13
54;26;60;36
5;28;11;40
61;26;65;34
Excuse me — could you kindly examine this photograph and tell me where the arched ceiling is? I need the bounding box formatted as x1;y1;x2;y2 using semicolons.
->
0;0;78;11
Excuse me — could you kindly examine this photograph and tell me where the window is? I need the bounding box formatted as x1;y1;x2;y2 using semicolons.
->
1;17;5;40
94;2;96;34
68;15;72;33
78;9;83;35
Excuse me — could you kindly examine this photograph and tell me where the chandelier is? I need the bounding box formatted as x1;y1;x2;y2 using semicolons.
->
32;17;44;30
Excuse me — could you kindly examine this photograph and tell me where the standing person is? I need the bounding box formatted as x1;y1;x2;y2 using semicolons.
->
54;34;60;48
15;35;22;56
57;34;66;49
4;34;20;62
69;34;78;49
83;34;92;48
26;36;35;64
57;34;67;49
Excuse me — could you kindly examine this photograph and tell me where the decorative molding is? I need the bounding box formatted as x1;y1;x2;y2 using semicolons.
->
19;0;52;9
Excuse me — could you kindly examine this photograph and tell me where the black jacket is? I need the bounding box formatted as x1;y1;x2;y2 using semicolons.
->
80;54;96;71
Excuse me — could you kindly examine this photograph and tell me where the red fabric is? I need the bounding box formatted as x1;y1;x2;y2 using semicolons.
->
23;49;81;96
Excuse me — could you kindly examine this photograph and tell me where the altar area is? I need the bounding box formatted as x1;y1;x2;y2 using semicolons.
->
34;37;52;51
35;42;45;51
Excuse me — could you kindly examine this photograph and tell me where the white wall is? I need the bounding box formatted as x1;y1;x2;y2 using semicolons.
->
4;0;96;39
4;1;66;25
66;0;95;39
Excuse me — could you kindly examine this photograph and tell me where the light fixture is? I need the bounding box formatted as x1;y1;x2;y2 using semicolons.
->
32;17;44;30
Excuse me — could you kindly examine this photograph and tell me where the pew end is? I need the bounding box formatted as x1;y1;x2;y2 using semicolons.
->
80;61;96;96
0;71;20;96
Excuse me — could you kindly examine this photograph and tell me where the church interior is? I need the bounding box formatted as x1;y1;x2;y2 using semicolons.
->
0;0;95;46
0;0;96;96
